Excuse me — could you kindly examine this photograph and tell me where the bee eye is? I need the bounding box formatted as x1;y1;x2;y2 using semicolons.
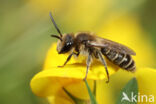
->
65;42;72;49
59;42;73;54
66;42;72;46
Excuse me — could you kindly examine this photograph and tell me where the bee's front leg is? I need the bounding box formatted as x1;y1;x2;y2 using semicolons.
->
58;52;79;67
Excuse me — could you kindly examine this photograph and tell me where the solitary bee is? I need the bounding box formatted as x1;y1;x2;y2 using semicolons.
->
49;12;136;83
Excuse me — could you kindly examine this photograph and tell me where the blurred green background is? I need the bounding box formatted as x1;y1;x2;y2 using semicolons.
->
0;0;156;104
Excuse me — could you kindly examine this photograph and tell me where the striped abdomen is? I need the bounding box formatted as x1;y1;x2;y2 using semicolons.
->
101;48;136;72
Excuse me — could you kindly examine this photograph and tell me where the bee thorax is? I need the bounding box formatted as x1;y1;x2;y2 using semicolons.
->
79;45;90;56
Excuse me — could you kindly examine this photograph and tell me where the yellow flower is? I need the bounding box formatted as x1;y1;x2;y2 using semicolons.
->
30;44;156;104
30;15;155;104
30;43;116;104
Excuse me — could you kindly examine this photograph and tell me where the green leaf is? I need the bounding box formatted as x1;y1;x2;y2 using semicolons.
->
84;80;97;104
116;78;138;104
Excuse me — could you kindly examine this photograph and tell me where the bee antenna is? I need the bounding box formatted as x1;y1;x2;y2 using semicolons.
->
51;34;62;41
49;12;63;37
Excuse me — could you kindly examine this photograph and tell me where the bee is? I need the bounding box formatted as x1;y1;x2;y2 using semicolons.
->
49;12;136;83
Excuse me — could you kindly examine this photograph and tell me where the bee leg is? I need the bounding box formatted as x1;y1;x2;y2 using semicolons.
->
58;52;79;67
83;52;92;81
97;51;110;83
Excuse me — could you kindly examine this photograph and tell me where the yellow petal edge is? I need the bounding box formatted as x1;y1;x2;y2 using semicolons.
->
30;44;117;99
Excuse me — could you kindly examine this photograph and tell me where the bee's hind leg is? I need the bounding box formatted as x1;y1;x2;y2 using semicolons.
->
58;52;79;67
83;52;92;81
97;51;110;83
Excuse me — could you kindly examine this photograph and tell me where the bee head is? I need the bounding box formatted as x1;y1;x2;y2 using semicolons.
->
49;12;75;54
55;33;74;54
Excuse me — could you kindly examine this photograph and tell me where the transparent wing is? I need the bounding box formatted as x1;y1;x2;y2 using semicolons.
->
88;37;136;55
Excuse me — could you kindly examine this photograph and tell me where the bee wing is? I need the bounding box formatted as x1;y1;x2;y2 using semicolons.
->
88;37;136;55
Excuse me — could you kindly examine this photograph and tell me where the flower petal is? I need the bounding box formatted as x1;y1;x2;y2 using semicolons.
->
30;64;115;97
47;89;75;104
43;44;86;69
64;80;94;100
96;70;134;104
31;44;117;99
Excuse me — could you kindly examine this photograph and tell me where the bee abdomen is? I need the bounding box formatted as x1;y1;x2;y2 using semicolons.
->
101;48;136;72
